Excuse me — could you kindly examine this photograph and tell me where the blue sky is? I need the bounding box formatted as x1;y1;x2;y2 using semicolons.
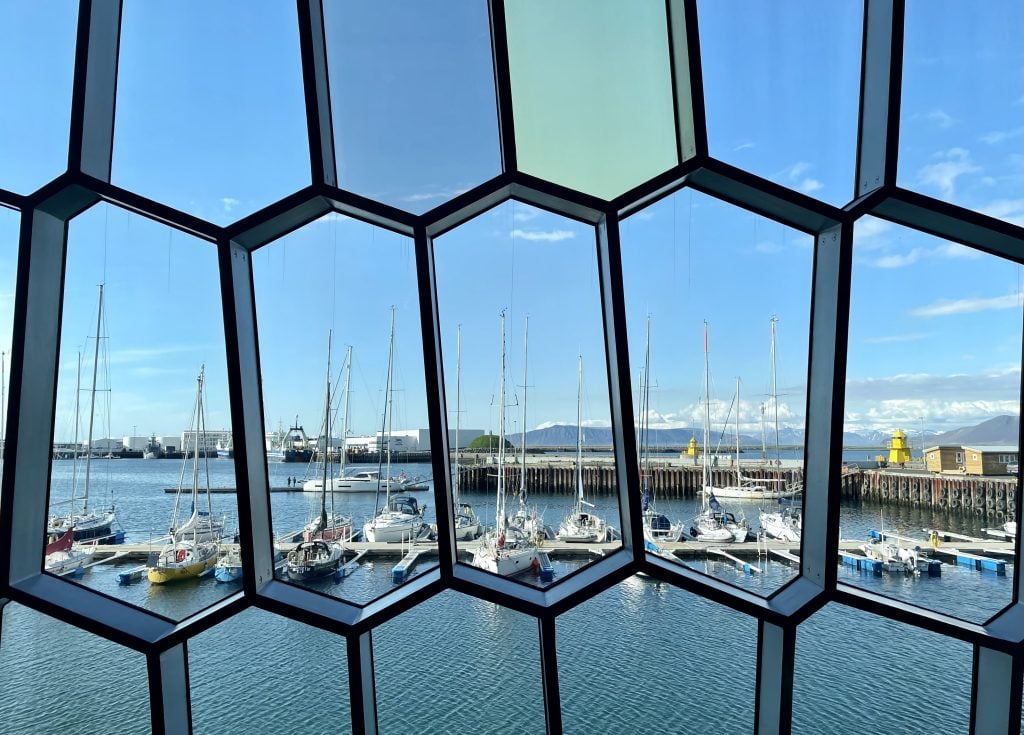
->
1;2;1023;443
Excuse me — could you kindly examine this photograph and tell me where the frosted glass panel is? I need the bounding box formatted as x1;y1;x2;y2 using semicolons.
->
505;0;677;199
325;0;501;212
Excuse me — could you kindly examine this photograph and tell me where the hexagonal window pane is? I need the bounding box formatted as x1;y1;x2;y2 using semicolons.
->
435;201;622;586
190;607;349;731
113;1;309;224
253;212;434;604
374;591;544;730
558;576;756;730
793;603;971;733
505;0;678;199
898;1;1024;225
698;1;862;206
0;2;76;194
0;602;150;730
843;216;1019;622
324;0;501;213
621;189;813;597
47;204;239;621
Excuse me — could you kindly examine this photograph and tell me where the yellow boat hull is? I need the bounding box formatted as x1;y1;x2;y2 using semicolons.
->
147;555;216;584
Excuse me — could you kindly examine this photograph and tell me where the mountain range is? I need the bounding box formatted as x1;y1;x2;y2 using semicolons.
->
514;415;1020;448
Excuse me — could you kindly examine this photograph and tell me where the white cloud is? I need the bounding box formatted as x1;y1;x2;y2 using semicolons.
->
924;109;957;129
933;242;981;259
402;187;469;203
754;240;783;254
852;217;892;250
512;208;540;223
910;291;1023;318
797;178;823;194
917;147;981;199
510;228;576;242
980;126;1024;145
862;333;931;344
979;198;1024;226
221;197;240;212
870;247;926;268
733;141;755;152
775;161;824;196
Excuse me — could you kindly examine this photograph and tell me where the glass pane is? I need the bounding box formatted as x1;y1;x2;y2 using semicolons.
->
899;0;1024;225
698;1;862;206
190;608;349;731
114;1;309;224
621;189;813;596
253;213;434;604
0;1;76;194
505;0;677;199
843;216;1020;622
0;602;150;733
793;603;971;734
1;209;16;474
558;576;756;731
325;0;501;212
375;591;544;732
434;201;621;586
48;203;239;621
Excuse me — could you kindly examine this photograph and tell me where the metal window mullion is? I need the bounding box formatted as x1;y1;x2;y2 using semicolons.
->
296;0;338;188
970;645;1022;735
755;620;795;735
596;215;642;558
68;0;123;181
855;0;904;197
1;210;67;585
414;227;455;571
538;615;564;735
148;643;192;735
801;223;851;590
666;0;707;161
221;241;275;592
487;0;518;173
347;630;379;735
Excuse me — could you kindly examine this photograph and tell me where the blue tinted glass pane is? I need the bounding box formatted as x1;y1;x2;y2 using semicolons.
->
699;1;862;206
114;1;309;224
0;1;76;193
899;0;1024;225
325;0;501;212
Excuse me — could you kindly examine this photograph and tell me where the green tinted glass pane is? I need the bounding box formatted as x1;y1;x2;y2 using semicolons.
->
506;0;677;199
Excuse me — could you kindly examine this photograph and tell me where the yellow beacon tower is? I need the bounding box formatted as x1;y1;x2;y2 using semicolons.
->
887;429;912;465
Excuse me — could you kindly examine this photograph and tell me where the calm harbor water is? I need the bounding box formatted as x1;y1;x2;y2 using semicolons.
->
0;458;1015;733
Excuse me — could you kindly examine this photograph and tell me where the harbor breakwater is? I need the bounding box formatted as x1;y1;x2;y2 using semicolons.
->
460;464;1019;519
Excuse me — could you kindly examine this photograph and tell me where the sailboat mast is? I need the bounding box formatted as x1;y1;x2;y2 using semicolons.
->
71;352;82;503
340;345;352;479
496;312;507;536
702;321;711;497
454;327;461;508
321;332;332;534
770;316;781;462
734;377;741;480
190;368;203;520
385;307;396;506
640;316;651;494
82;284;104;513
518;316;529;505
576;354;584;504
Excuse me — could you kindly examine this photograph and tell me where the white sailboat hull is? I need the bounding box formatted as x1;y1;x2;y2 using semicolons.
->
362;513;421;543
471;540;539;577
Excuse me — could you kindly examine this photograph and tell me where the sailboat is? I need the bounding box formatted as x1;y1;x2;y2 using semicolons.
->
714;318;799;501
452;326;482;541
557;355;609;543
363;308;426;543
507;316;546;542
44;527;95;576
472;312;541;577
47;285;117;542
637;317;685;542
147;367;220;584
692;322;748;543
300;334;353;544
